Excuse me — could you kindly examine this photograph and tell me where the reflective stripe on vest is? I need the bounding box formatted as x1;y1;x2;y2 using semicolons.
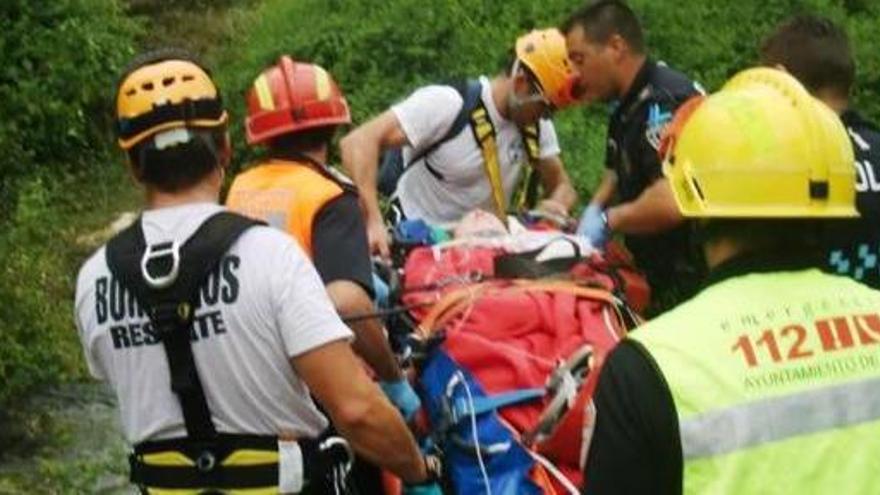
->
630;269;880;494
226;160;344;258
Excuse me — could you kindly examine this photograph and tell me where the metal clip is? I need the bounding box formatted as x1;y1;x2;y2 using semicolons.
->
140;241;180;289
195;450;216;472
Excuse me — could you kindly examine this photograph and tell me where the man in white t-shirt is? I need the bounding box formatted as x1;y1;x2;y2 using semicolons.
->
341;29;580;258
75;49;439;494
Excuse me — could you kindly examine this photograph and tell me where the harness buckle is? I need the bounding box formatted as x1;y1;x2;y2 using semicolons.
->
141;241;181;289
195;450;217;473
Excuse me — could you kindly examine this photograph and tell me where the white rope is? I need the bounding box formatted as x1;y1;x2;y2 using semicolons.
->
456;370;493;495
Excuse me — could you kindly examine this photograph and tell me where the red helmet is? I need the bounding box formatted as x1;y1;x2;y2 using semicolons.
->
245;56;351;145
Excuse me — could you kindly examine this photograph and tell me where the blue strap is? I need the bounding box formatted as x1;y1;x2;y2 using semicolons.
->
450;387;545;424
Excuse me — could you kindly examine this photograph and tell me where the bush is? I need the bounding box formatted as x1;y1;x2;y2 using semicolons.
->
0;0;139;211
0;0;139;405
220;0;880;198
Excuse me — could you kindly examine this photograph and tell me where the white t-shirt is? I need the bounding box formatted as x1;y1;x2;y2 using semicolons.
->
392;76;562;225
74;203;353;444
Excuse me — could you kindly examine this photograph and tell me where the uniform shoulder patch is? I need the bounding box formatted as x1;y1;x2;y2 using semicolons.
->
645;102;674;151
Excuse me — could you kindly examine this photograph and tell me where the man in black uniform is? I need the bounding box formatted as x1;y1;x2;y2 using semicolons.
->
761;14;880;288
562;0;705;312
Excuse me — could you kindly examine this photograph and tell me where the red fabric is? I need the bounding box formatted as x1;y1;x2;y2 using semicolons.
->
439;287;619;432
402;246;501;320
403;244;641;491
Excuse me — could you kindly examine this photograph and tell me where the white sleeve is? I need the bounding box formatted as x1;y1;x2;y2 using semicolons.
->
391;85;464;155
74;256;107;381
270;235;353;358
537;118;562;159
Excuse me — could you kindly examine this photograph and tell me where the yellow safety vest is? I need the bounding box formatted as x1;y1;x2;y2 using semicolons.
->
630;268;880;494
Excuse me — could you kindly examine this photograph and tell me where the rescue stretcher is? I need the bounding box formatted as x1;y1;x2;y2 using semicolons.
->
373;211;649;494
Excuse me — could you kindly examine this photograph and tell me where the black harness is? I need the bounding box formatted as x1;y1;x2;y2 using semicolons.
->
106;212;275;487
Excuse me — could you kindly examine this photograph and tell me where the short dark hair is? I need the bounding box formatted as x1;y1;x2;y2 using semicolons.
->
129;128;227;192
268;125;337;155
119;48;228;192
699;219;825;259
561;0;645;54
760;15;855;97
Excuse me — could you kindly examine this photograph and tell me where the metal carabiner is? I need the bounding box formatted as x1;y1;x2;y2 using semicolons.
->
140;241;181;289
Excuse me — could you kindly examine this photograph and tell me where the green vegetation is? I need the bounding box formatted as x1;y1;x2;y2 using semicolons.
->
0;0;140;407
0;0;878;490
222;0;880;195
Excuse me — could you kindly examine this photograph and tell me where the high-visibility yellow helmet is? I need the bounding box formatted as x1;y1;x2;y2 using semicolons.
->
116;58;228;150
515;29;579;109
662;67;856;218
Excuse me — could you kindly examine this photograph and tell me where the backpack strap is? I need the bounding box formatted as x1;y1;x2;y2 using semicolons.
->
469;102;507;220
520;123;541;164
406;79;485;169
378;80;484;199
514;122;543;210
105;211;264;441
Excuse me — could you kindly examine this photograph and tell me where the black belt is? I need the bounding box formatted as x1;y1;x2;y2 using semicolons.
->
130;434;281;489
130;433;355;492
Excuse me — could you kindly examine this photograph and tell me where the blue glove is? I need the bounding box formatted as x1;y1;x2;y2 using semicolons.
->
380;379;422;421
403;484;443;495
371;271;390;309
577;204;610;248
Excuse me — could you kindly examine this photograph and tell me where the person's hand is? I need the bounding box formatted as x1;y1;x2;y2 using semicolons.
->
536;198;570;219
402;453;443;495
577;204;610;248
380;378;422;421
367;216;391;260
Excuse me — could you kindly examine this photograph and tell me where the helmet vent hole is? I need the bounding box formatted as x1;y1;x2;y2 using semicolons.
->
142;82;154;91
182;75;195;82
125;89;137;97
162;77;175;87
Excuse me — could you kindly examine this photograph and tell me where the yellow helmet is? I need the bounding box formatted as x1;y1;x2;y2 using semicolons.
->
515;29;579;108
662;67;856;219
115;58;228;150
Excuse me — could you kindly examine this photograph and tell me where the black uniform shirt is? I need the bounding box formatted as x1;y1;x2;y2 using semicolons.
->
825;110;880;288
312;192;375;297
604;60;704;301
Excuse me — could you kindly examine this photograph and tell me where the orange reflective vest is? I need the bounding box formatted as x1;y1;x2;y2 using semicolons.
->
226;159;347;258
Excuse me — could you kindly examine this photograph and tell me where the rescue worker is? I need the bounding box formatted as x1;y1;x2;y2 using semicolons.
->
74;49;440;493
760;14;880;288
562;0;705;312
582;68;880;494
340;29;579;259
225;56;419;421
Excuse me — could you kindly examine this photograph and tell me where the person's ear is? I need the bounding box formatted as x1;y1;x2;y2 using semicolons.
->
607;34;627;63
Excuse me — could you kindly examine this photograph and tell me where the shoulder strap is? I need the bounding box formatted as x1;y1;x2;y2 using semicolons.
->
105;211;264;441
406;79;484;168
514;123;542;210
519;123;541;164
469;101;507;220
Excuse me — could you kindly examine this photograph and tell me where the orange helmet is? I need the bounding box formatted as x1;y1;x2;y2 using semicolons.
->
245;56;351;145
116;58;227;151
515;29;579;109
